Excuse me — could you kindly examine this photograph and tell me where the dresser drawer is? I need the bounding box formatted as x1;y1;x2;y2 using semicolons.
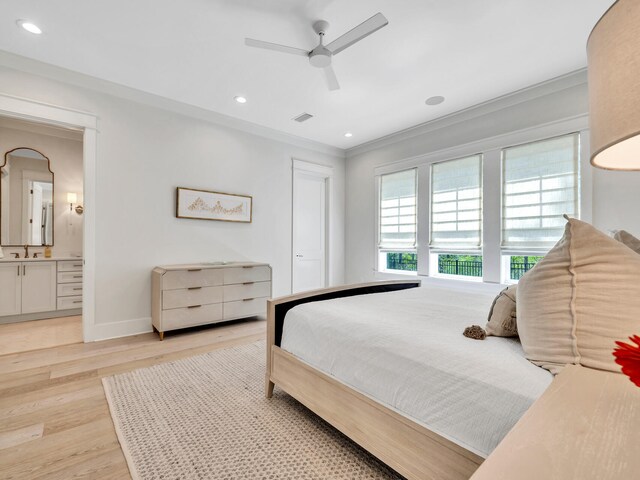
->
58;295;83;310
223;266;270;285
163;269;223;290
162;286;222;310
223;297;267;320
162;303;223;331
223;281;271;302
58;271;84;284
58;282;83;297
57;260;83;272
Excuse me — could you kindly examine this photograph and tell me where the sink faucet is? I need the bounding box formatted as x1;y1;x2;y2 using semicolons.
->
24;245;29;259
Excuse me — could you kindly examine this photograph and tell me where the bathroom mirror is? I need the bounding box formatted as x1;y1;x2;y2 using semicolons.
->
0;147;54;246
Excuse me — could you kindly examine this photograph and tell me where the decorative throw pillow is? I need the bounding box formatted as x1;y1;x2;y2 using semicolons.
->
613;229;640;255
485;285;518;337
517;217;640;374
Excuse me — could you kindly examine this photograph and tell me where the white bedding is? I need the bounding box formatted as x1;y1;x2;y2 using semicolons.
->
280;285;553;458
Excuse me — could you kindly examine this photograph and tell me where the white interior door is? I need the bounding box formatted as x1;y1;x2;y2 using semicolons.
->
292;170;327;293
30;182;43;245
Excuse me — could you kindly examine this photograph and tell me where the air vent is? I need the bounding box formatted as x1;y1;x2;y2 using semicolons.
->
293;112;314;123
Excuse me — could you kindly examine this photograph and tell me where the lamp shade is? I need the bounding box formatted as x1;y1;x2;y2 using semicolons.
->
587;0;640;170
67;192;77;204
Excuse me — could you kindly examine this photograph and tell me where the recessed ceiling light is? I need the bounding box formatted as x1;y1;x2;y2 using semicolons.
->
344;132;353;138
17;20;42;35
234;96;247;104
425;96;445;106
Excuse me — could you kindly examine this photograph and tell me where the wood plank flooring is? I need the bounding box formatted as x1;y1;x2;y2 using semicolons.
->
0;319;266;479
0;316;83;356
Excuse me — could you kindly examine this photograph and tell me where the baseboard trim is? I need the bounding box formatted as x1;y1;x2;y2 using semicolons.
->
0;309;82;325
89;317;152;342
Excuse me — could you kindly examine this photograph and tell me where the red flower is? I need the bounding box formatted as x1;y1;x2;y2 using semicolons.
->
613;335;640;388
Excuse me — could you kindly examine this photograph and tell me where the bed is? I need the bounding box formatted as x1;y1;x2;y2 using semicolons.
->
265;280;553;480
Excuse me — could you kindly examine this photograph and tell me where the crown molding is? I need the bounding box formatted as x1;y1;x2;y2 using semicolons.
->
0;50;345;159
346;69;589;158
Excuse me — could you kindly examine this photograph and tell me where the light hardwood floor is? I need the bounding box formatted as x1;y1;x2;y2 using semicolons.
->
0;316;83;356
0;318;265;479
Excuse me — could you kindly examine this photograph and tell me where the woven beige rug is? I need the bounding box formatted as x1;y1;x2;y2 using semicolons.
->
103;341;403;479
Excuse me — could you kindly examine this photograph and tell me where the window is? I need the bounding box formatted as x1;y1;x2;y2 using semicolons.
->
379;169;417;273
502;133;580;250
430;155;483;278
501;133;580;282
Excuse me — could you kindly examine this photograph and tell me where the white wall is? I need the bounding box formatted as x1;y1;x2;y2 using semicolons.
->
0;65;345;339
0;125;83;255
344;71;640;284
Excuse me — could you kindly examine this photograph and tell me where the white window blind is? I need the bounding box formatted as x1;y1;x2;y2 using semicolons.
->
379;169;417;250
430;155;482;249
502;133;579;250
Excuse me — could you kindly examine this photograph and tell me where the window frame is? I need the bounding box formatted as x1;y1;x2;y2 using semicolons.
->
373;120;592;283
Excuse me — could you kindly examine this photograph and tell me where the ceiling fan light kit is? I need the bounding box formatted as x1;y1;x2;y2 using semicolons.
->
245;12;389;91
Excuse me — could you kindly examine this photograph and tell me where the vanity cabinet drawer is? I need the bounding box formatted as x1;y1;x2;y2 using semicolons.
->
162;303;223;331
58;271;83;284
58;282;83;297
58;295;83;310
162;286;222;310
223;281;271;303
163;269;223;290
223;297;267;320
58;260;84;272
223;266;271;285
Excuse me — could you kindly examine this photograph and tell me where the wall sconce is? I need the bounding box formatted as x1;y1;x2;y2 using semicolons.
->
67;192;84;215
588;0;640;170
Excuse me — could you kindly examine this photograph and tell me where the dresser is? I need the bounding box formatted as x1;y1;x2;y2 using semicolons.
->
151;262;272;340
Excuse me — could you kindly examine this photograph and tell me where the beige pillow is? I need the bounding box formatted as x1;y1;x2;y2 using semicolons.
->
517;217;640;374
613;229;640;254
485;285;518;337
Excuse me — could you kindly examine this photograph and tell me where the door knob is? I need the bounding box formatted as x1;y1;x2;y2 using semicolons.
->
296;254;303;258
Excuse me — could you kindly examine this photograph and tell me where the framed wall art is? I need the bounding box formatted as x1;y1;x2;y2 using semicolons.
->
176;187;252;223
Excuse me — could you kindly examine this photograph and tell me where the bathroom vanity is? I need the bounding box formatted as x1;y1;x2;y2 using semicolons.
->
0;257;83;322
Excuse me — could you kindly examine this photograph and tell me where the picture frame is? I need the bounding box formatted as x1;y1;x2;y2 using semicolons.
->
176;187;252;223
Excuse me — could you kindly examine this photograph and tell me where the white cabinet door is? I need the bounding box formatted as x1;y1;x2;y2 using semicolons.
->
21;261;57;314
0;263;21;316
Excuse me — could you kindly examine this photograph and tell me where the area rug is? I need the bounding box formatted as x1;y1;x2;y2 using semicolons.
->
102;341;403;479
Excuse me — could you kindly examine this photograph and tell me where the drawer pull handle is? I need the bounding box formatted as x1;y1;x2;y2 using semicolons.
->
242;266;254;269
72;275;82;278
242;282;255;285
73;264;83;267
72;300;83;304
73;288;83;291
243;298;255;302
188;305;202;309
188;287;202;290
187;269;202;272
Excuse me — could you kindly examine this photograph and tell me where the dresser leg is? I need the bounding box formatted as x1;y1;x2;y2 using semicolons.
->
266;378;274;398
159;331;164;341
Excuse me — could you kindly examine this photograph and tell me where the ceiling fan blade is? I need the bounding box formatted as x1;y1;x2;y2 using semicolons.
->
326;12;388;55
245;38;309;56
323;65;340;91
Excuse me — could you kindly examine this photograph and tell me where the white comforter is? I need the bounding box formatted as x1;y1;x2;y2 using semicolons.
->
280;285;552;457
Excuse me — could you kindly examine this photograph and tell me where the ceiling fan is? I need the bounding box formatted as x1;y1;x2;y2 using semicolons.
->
245;12;388;91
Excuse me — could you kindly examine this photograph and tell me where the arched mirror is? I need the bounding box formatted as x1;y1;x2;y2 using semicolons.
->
0;147;54;246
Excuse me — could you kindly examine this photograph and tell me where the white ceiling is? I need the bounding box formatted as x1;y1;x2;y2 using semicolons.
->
0;0;614;149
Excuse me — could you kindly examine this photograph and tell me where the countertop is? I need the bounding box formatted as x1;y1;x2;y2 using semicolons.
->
0;256;83;262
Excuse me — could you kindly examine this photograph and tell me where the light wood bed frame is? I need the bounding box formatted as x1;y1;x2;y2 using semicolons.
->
266;280;484;480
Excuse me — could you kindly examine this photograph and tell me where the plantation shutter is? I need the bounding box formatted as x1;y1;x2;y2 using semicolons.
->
430;155;482;250
379;169;417;250
502;133;579;251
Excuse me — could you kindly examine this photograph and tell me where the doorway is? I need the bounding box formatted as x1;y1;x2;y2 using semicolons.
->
292;159;332;294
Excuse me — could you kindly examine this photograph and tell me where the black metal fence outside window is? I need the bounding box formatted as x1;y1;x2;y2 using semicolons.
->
438;257;483;277
509;256;543;280
386;253;417;271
